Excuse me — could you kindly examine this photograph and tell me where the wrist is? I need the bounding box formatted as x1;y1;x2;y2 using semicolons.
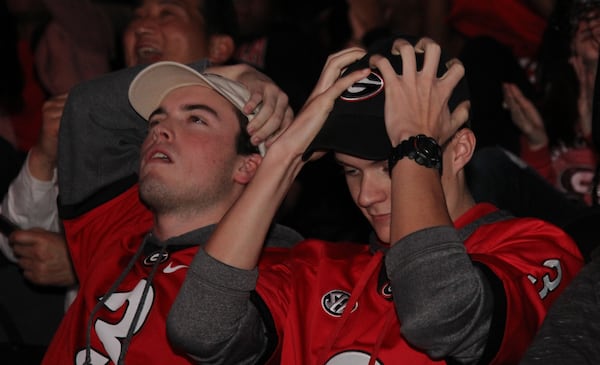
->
388;135;443;175
28;146;56;181
525;136;548;151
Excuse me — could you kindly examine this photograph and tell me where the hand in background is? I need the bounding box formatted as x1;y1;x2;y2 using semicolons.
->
10;228;76;287
28;93;68;181
569;55;594;138
502;83;548;150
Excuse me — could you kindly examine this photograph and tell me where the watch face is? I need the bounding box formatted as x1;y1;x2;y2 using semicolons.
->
417;137;437;156
388;135;442;174
417;136;440;156
414;136;441;169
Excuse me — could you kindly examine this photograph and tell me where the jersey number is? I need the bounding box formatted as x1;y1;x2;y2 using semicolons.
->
527;259;562;300
75;279;155;364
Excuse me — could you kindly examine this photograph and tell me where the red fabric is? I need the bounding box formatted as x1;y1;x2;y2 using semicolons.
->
10;40;46;152
519;136;555;182
520;137;599;205
447;0;547;58
42;185;200;365
257;203;584;364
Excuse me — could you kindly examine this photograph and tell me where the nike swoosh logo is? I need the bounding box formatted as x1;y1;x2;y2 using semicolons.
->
163;262;189;274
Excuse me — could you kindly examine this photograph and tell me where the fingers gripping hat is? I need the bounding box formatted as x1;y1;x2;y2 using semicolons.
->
302;35;470;161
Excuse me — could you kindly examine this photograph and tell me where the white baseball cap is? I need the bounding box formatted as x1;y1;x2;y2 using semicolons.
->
128;61;265;155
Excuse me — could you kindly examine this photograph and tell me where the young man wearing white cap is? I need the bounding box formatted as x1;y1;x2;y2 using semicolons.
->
167;36;584;364
40;62;301;365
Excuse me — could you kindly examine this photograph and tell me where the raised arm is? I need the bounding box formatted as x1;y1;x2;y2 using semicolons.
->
167;48;369;363
376;38;493;362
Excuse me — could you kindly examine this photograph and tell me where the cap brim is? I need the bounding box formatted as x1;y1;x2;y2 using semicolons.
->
302;113;392;161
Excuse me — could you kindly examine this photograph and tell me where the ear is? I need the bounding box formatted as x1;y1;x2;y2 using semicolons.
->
208;35;235;65
233;153;262;185
446;128;476;174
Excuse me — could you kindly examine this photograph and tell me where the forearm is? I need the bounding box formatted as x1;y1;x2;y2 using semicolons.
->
388;152;491;362
205;144;302;269
206;63;257;81
389;160;452;242
2;153;59;232
387;226;493;362
168;249;268;364
28;145;56;182
57;64;146;209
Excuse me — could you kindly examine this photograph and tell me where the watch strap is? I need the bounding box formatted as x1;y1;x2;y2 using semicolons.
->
388;135;442;174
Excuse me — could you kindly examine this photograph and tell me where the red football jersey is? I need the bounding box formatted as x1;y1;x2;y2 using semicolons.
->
42;185;199;365
256;203;584;364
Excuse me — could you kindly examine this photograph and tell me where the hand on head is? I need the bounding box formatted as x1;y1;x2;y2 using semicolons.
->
371;37;470;147
237;70;295;149
269;47;369;162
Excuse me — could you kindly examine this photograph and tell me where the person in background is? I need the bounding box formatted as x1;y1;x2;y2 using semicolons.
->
504;0;599;206
438;0;556;155
1;0;116;286
465;0;600;261
1;0;113;359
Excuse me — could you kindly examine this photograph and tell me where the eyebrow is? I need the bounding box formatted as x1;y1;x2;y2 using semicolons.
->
158;0;186;6
334;157;381;168
149;107;165;121
134;0;185;8
148;104;220;121
183;104;219;119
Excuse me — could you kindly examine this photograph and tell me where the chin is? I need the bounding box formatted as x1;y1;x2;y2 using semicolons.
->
373;227;390;246
139;178;169;209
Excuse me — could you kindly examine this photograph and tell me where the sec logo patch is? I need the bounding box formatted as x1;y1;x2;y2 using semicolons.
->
322;290;358;317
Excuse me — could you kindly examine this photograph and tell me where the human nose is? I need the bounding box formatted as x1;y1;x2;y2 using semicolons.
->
131;13;156;36
356;173;388;208
150;121;174;142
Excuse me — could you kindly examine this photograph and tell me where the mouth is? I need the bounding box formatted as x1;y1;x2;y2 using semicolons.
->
152;151;170;161
369;213;390;224
144;148;172;164
136;46;162;63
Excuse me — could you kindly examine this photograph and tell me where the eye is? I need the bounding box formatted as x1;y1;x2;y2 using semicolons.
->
158;5;181;19
343;166;360;177
159;9;174;18
190;115;208;125
148;119;160;128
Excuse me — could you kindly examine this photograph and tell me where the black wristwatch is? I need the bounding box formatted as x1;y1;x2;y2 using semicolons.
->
388;135;442;175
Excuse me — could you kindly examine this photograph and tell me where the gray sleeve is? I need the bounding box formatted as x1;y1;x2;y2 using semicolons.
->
167;249;269;365
57;60;210;210
520;258;600;365
386;226;493;364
